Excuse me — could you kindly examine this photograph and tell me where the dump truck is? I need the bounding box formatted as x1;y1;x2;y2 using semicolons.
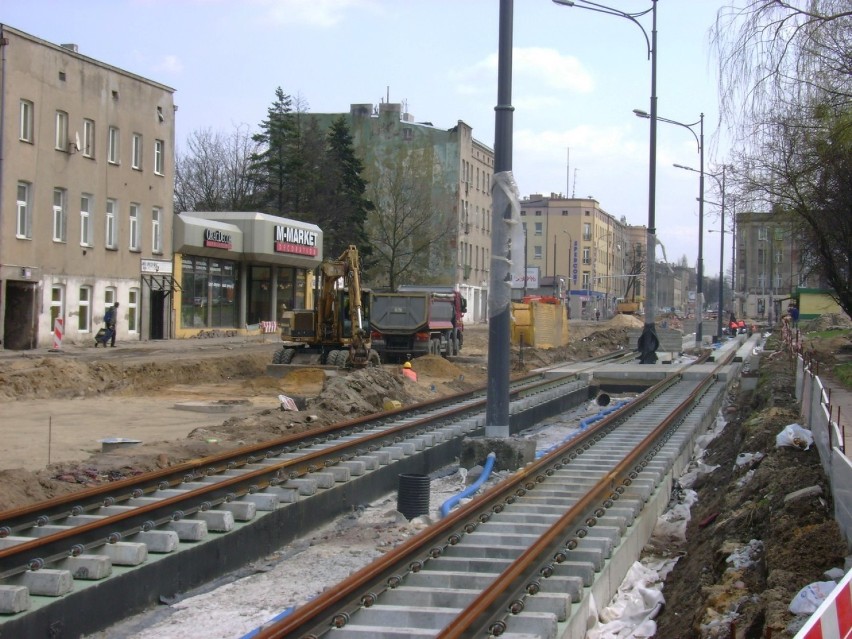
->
272;245;379;367
369;288;466;362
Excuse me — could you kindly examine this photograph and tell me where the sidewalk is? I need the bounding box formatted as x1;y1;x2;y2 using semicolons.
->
0;333;281;363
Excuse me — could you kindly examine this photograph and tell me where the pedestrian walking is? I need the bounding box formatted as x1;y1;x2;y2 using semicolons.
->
788;303;799;329
104;302;119;347
595;308;600;322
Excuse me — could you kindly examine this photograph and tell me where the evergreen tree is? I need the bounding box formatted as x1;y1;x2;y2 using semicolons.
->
314;116;374;261
250;87;299;216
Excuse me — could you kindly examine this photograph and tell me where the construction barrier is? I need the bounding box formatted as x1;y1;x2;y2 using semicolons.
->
260;321;277;334
794;569;852;638
511;299;569;349
51;318;64;351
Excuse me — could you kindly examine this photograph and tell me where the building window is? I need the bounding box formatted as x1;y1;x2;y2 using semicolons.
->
154;139;164;175
20;100;34;142
562;210;568;216
82;119;95;157
128;288;139;332
53;188;67;242
78;286;92;332
583;248;591;264
129;203;140;250
534;210;542;216
582;272;590;289
55;110;68;151
131;133;142;170
106;199;117;249
534;222;542;236
105;287;117;315
80;194;93;246
108;127;120;164
758;227;768;241
583;222;592;241
50;286;65;334
534;245;542;260
152;207;162;253
17;182;32;239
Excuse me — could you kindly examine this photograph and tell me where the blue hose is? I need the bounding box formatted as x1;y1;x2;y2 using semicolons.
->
440;452;496;518
239;606;296;638
535;399;631;459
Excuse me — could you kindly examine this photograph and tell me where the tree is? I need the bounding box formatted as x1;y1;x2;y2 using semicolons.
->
311;117;374;260
365;148;445;290
250;87;301;216
174;125;260;213
713;1;852;316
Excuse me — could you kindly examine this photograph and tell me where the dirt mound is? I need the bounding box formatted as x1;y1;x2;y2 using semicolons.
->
607;313;645;328
411;354;464;378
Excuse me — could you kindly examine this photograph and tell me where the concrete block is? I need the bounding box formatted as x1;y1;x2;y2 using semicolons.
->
130;530;180;553
99;541;148;566
196;509;235;532
266;486;299;503
11;569;73;596
29;525;72;538
243;493;280;511
0;536;31;550
0;585;30;613
341;460;367;476
327;465;351;482
310;472;336;489
221;501;257;521
166;519;208;541
283;478;317;496
382;446;405;460
57;554;113;580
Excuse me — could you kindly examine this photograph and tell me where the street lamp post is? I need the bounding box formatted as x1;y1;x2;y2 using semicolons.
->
676;164;726;340
486;0;514;437
638;110;704;344
554;0;659;363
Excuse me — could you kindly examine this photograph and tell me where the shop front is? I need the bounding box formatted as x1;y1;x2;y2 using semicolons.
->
173;212;322;338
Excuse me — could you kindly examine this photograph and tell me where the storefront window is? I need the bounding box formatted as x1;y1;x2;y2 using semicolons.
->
181;256;239;329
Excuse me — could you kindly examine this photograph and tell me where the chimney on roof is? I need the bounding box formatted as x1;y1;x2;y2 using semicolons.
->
60;43;79;53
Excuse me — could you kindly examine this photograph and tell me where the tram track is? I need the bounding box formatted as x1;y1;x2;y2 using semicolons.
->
0;355;613;637
0;343;729;638
251;349;740;638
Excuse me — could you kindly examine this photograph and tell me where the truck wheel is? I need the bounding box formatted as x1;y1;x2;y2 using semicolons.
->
430;338;441;356
282;348;296;364
326;350;340;366
368;349;381;366
272;349;286;364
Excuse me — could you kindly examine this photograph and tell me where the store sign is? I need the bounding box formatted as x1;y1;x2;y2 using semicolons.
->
141;259;173;274
204;229;233;250
274;225;319;256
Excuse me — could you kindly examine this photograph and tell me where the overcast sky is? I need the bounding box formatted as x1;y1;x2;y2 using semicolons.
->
4;0;735;276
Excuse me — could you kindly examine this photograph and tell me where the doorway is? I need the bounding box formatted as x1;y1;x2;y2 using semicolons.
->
3;281;38;349
149;290;166;339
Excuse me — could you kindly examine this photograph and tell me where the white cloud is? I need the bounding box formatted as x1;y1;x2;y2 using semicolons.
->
451;46;593;99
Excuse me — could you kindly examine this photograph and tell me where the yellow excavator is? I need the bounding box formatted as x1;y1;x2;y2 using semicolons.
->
273;245;379;367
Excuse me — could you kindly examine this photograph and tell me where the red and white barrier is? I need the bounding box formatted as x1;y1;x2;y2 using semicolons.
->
260;321;277;334
795;569;852;638
52;318;64;351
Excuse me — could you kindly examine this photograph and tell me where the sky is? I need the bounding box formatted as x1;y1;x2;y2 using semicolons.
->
3;0;735;277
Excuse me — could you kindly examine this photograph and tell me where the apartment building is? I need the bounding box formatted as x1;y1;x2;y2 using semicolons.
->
311;103;494;323
519;194;639;320
0;25;176;349
734;211;807;321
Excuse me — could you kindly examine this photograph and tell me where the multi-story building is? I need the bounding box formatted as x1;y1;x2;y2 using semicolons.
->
519;194;640;320
0;25;176;349
734;211;807;321
311;103;494;323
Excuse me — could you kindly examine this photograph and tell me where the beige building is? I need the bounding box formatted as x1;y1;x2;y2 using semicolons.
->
520;194;639;320
0;25;176;349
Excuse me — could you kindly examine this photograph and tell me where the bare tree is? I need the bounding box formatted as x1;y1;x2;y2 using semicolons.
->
175;124;260;213
365;149;446;291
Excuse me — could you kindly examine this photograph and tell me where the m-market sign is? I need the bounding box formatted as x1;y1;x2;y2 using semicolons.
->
274;225;318;256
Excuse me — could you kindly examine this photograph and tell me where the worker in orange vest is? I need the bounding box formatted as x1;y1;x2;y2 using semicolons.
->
402;361;417;382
